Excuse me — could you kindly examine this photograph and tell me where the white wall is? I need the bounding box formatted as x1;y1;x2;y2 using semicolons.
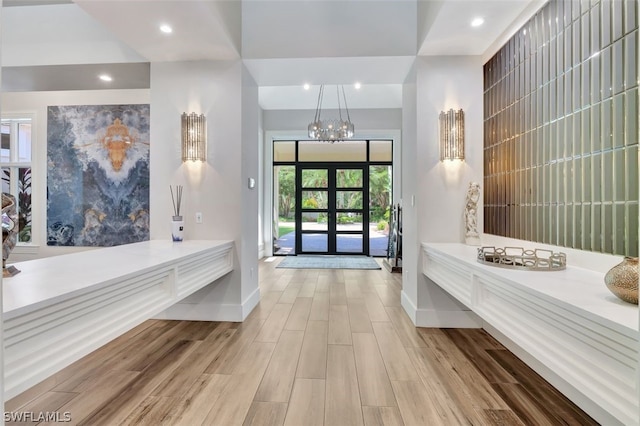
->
411;55;485;327
258;107;265;258
417;56;484;242
239;64;261;313
263;108;401;132
400;64;418;323
150;60;259;321
1;89;150;263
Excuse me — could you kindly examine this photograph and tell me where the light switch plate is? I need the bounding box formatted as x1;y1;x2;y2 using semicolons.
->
248;178;256;189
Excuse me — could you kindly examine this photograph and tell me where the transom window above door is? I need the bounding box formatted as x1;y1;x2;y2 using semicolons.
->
273;139;392;163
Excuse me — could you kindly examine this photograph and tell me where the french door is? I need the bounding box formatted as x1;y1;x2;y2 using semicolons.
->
295;164;369;255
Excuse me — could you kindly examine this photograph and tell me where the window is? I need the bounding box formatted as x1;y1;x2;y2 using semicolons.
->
1;116;33;243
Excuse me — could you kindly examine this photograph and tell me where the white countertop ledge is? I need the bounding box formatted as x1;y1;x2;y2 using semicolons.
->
3;240;234;319
422;242;639;337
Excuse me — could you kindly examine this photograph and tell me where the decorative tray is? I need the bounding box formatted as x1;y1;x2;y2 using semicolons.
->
477;246;566;271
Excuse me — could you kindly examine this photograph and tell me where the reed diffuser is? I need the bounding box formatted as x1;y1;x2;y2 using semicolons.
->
170;185;183;221
170;185;184;241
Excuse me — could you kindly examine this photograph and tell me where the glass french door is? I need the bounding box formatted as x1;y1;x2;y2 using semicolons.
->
295;164;369;255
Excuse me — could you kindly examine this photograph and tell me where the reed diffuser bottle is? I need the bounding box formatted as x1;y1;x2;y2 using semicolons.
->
170;185;184;242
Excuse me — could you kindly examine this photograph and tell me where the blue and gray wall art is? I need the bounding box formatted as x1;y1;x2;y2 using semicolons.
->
47;104;150;246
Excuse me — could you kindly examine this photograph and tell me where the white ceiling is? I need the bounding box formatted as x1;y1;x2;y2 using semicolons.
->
241;1;417;59
1;4;146;67
2;0;545;109
419;0;537;55
74;0;242;62
244;56;413;109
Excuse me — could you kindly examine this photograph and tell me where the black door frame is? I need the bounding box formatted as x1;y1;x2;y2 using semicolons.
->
272;139;394;257
295;163;370;255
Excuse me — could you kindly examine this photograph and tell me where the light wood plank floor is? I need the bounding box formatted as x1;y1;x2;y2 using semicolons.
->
6;257;597;425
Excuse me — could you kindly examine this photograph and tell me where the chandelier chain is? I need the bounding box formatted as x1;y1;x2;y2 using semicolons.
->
341;85;352;123
314;85;324;123
336;86;343;122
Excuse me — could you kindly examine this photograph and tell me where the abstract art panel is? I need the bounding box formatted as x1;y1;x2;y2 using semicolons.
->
47;104;150;246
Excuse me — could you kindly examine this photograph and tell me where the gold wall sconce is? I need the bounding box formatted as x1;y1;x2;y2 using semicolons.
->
181;112;206;162
439;108;464;161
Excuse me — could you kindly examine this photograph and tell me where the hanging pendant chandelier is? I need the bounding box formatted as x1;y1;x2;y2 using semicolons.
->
308;85;355;143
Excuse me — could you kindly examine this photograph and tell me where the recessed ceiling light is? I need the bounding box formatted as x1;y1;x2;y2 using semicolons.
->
471;17;484;27
160;24;173;34
303;83;310;90
354;82;361;90
99;74;113;82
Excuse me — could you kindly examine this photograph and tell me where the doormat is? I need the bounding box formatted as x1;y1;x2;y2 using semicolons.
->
276;255;381;270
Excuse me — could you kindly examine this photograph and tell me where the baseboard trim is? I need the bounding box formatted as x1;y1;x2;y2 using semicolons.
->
400;291;417;324
154;302;242;322
154;286;261;322
401;291;482;328
415;308;483;328
242;286;261;320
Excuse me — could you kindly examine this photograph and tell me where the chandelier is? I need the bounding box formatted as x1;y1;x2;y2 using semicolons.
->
308;85;355;142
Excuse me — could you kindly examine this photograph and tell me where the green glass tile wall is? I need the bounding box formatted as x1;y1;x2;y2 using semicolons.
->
483;0;639;256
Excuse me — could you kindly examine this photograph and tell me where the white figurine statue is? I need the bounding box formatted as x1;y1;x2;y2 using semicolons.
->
464;182;481;246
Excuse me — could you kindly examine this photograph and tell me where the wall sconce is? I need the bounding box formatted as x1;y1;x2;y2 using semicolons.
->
439;108;465;161
181;112;206;162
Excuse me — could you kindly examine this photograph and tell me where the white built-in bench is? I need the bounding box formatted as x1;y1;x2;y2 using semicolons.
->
422;242;639;426
3;240;233;399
